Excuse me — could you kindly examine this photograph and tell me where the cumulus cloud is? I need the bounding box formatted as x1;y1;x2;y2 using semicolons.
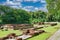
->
13;0;46;3
39;7;48;12
2;0;22;8
24;0;38;2
24;6;34;9
34;7;39;10
0;0;47;12
23;0;46;3
34;6;48;12
40;0;46;3
13;0;21;1
22;6;34;11
22;5;48;12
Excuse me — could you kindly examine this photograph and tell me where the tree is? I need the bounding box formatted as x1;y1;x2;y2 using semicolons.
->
31;10;47;24
46;0;60;22
0;5;31;24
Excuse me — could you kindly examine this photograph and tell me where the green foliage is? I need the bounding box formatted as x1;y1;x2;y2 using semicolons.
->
0;5;47;24
31;11;47;24
46;0;60;22
1;3;60;24
0;5;30;24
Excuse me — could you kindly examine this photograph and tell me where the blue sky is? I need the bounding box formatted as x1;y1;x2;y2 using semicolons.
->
0;0;47;12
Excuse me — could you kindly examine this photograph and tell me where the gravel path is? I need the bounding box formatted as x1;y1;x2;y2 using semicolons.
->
47;29;60;40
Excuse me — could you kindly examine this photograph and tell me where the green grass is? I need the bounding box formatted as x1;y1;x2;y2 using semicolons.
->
27;23;60;40
0;30;22;38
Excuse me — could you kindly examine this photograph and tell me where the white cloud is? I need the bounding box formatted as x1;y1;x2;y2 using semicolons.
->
24;6;33;8
6;0;46;3
24;0;38;2
3;0;22;8
34;7;39;10
22;6;34;11
7;0;10;2
6;0;21;5
0;0;47;12
13;0;23;2
39;7;48;12
34;7;48;12
22;5;48;12
24;0;46;3
40;0;46;3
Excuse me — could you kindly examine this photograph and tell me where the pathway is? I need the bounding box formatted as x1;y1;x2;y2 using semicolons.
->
47;29;60;40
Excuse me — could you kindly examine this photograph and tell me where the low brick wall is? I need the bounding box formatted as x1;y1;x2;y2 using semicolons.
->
0;24;33;30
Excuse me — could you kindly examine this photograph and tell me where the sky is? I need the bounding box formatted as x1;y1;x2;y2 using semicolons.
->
0;0;47;12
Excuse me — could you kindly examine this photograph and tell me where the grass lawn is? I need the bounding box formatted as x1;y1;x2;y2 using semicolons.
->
27;23;60;40
0;30;22;38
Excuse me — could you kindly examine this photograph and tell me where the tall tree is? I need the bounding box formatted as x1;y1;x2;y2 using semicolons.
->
46;0;60;22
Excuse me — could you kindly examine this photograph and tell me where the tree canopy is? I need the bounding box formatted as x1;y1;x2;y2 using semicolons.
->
0;5;47;24
46;0;60;22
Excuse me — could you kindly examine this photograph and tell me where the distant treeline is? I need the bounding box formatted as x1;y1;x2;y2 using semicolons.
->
0;2;60;24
